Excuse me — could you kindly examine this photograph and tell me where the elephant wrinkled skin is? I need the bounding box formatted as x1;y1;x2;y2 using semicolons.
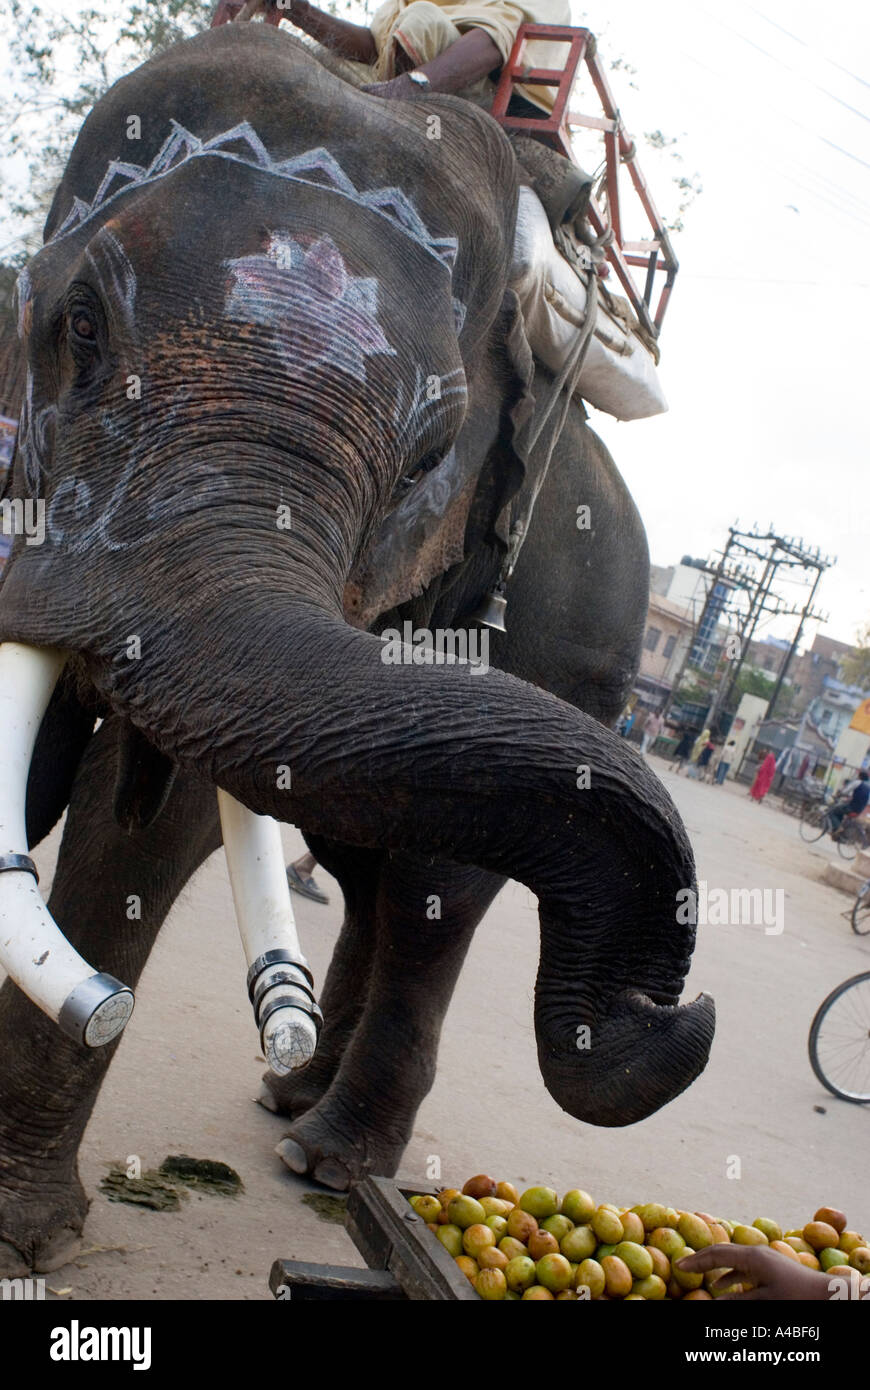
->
0;25;713;1267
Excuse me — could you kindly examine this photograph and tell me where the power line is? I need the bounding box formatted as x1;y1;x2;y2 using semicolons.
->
748;5;870;94
819;136;870;174
681;274;870;288
696;4;870;127
675;49;870;232
772;167;870;235
784;161;870;222
677;42;869;179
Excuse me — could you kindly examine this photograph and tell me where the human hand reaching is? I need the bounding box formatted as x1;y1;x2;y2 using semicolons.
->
677;1244;835;1301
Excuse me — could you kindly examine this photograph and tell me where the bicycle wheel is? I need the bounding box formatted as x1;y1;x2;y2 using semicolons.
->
808;972;870;1102
799;806;827;843
837;829;858;861
852;886;870;936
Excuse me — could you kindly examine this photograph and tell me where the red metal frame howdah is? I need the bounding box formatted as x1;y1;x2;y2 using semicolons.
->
210;12;676;334
491;24;678;335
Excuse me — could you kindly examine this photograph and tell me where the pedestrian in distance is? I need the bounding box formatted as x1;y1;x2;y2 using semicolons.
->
685;726;711;780
669;728;694;773
617;708;635;738
640;708;664;756
749;751;777;804
694;738;715;782
714;738;738;785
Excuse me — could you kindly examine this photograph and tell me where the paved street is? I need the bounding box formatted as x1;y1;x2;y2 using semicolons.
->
21;758;870;1299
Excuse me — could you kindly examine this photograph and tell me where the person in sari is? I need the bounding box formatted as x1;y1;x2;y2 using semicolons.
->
749;751;777;803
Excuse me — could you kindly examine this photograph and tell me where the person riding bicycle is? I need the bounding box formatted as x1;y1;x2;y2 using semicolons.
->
828;769;870;840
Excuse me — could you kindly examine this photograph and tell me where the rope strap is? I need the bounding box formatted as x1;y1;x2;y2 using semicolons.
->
498;269;599;585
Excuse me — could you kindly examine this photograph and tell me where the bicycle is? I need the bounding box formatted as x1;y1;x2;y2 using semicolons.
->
808;971;870;1103
799;801;870;861
780;780;826;818
852;879;870;936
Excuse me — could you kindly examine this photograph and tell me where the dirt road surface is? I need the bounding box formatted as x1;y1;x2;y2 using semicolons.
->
17;761;870;1298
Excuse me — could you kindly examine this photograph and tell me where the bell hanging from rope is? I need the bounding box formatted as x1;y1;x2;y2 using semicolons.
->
468;583;507;633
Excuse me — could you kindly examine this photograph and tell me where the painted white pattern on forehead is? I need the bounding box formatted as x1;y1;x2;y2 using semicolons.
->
49;120;459;272
224;232;396;384
14;268;32;340
84;226;138;327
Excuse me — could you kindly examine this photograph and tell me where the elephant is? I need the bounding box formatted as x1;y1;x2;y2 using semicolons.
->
0;22;714;1271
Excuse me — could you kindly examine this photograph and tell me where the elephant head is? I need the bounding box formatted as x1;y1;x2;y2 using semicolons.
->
0;25;713;1125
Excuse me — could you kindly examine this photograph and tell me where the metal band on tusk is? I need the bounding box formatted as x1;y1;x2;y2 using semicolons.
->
0;853;38;881
258;988;324;1028
250;967;315;1014
217;789;323;1078
0;642;135;1042
248;959;323;1074
57;972;135;1047
258;992;324;1036
246;948;314;998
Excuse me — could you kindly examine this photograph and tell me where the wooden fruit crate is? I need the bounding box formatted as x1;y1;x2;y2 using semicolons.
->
269;1176;479;1300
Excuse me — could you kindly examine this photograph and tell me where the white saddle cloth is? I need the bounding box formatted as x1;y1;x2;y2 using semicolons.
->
510;185;668;422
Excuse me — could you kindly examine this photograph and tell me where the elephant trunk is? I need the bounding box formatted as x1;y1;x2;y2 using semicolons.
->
0;642;134;1045
97;594;713;1126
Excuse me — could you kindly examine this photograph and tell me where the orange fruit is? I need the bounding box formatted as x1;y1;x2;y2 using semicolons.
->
463;1174;497;1199
601;1255;633;1298
455;1255;478;1283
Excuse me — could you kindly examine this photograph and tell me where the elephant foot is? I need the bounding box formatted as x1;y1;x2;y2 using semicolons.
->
0;1180;88;1275
257;1062;333;1120
257;1031;354;1118
274;1100;405;1191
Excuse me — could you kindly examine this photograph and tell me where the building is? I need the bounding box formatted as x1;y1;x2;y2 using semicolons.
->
789;633;855;710
804;676;867;751
648;557;734;674
745;636;791;679
634;591;695;712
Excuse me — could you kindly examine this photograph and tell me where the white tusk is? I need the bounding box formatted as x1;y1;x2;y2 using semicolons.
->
217;789;321;1076
0;642;134;1046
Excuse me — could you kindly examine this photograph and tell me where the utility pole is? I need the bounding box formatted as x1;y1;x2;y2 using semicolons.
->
662;529;737;722
660;526;836;738
767;554;832;719
712;547;781;725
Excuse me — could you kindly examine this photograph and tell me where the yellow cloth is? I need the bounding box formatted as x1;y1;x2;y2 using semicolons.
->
690;728;711;763
369;0;573;112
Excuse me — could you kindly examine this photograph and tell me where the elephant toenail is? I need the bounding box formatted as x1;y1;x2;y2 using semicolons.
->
313;1157;351;1192
275;1138;309;1174
256;1083;280;1113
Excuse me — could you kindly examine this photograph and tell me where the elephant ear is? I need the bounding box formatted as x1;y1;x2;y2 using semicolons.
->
482;286;537;555
343;288;538;630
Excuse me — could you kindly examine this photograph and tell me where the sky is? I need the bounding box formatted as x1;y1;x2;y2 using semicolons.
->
566;0;869;649
1;0;867;647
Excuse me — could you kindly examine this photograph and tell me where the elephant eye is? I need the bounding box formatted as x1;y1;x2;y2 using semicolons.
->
69;308;97;344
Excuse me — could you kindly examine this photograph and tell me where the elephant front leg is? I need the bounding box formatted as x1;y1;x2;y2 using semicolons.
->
0;719;220;1274
276;854;504;1190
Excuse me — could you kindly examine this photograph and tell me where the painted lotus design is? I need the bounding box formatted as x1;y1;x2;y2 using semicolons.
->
224;232;396;383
